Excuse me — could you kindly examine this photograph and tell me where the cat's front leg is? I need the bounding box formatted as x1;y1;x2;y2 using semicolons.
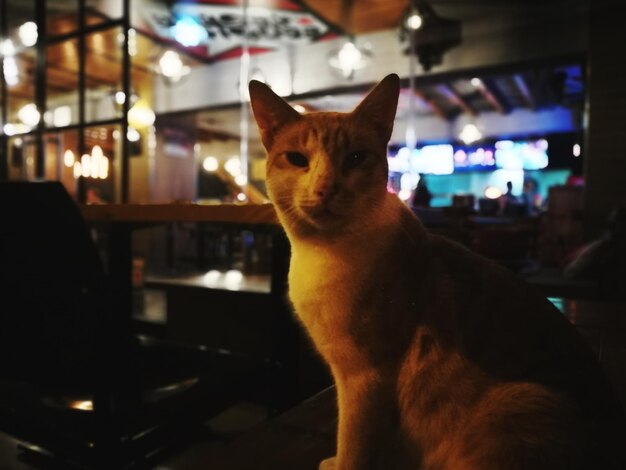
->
332;373;396;470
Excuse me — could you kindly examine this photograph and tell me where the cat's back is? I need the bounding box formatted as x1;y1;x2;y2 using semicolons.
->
412;230;626;462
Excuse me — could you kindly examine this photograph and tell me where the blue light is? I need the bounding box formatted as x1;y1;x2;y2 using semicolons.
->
170;16;208;47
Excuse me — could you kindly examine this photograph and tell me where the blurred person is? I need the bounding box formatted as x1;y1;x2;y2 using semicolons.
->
412;176;432;207
520;177;542;215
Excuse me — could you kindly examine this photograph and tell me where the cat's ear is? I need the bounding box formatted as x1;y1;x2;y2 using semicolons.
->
352;73;400;143
249;80;301;150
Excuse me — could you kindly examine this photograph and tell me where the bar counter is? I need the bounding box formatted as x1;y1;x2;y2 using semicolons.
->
80;202;279;225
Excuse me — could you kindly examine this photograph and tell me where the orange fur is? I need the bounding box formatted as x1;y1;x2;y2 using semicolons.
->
249;74;626;470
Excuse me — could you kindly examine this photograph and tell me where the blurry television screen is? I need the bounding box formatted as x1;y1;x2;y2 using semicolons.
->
495;139;549;170
388;144;454;175
453;146;496;172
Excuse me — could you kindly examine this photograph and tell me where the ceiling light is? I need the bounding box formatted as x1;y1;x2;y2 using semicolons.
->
406;13;423;30
170;16;208;47
470;77;482;87
3;123;30;135
3;56;19;86
202;156;219;172
53;105;72;127
127;127;141;142
156;50;191;84
128;99;155;128
18;21;38;47
18;103;41;127
0;38;15;56
459;123;482;144
328;40;372;79
117;28;137;56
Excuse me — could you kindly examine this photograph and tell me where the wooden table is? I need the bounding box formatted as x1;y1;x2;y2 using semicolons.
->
81;202;279;225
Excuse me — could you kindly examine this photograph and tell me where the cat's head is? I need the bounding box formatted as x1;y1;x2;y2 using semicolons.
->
249;74;400;237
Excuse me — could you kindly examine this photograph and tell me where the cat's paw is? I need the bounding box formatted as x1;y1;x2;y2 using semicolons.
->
319;456;337;470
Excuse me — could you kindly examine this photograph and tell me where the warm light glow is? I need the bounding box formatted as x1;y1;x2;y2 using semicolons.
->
73;161;82;179
127;127;141;142
17;103;40;127
128;100;155;128
235;174;248;186
3;123;30;135
115;91;126;105
18;21;38;47
292;104;306;113
484;186;503;199
573;143;581;157
225;156;242;176
117;28;137;56
53;105;72;127
459;123;482;144
398;189;412;201
328;41;371;78
237;192;247;202
202;156;219;172
98;156;109;179
203;270;221;287
69;400;93;411
91;145;103;160
406;13;423;30
3;56;19;86
63;149;75;167
158;50;190;82
81;154;91;178
224;269;244;290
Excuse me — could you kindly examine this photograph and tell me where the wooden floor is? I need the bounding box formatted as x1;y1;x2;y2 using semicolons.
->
1;296;625;470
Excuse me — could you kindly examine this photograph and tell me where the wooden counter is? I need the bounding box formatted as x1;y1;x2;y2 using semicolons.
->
80;202;279;225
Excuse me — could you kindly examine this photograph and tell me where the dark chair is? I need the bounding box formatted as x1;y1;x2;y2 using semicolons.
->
0;181;238;469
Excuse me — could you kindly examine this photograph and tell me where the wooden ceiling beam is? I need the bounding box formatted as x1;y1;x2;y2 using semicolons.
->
436;84;477;116
474;78;509;114
413;89;450;120
512;73;536;109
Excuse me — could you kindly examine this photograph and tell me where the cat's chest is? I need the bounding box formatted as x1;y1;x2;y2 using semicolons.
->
288;249;363;332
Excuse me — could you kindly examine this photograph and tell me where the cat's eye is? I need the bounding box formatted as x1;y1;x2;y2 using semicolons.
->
344;152;367;170
286;152;309;168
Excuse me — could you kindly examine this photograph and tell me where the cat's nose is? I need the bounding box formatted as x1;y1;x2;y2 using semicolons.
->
315;184;339;202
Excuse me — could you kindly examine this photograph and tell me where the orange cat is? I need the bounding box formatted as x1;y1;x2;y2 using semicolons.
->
249;74;626;470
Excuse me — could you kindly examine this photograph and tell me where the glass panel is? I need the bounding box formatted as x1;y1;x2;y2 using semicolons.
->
6;135;30;180
4;52;36;137
4;1;35;43
47;37;79;127
47;0;79;39
82;124;117;203
85;26;124;123
48;129;79;196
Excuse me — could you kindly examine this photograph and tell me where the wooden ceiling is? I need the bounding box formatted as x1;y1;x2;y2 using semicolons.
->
302;0;410;34
2;0;586;131
3;9;205;116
